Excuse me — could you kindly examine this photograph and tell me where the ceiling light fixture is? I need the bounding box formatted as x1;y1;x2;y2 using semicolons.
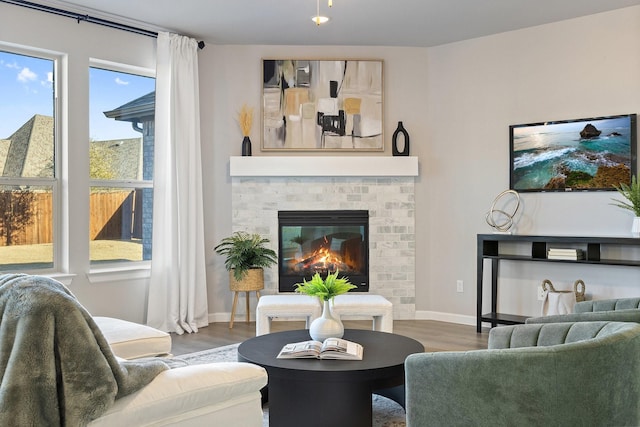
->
312;0;333;26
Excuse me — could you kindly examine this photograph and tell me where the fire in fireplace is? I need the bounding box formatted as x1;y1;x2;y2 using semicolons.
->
278;210;369;292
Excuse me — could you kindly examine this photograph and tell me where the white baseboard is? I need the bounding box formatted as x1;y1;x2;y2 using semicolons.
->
209;312;230;323
414;310;476;326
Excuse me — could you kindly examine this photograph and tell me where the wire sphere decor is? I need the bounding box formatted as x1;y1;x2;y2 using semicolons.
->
485;189;521;233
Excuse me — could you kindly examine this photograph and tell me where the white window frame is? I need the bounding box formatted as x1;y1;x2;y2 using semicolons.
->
0;43;66;278
87;59;155;281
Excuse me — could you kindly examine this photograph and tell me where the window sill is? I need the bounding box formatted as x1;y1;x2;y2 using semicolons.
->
87;263;151;284
45;273;77;286
2;271;76;286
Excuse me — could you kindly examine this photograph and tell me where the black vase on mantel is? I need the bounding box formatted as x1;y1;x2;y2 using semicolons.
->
241;136;252;156
392;121;410;156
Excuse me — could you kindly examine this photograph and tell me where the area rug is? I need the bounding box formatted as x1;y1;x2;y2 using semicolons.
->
172;343;406;427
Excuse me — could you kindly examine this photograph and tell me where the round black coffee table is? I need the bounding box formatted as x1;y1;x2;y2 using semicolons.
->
237;329;424;427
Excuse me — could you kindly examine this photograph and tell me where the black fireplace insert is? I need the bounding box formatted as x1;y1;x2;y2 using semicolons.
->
278;210;369;293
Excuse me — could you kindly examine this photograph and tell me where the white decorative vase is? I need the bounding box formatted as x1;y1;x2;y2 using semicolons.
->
633;217;640;238
309;300;344;342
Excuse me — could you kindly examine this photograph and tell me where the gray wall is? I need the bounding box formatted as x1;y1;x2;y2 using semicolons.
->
3;3;640;325
201;7;640;325
422;7;640;322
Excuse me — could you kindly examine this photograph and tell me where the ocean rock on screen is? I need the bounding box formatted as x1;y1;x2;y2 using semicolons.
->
580;124;601;139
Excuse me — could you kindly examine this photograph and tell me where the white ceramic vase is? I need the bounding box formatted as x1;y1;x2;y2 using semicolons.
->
309;300;344;342
633;217;640;238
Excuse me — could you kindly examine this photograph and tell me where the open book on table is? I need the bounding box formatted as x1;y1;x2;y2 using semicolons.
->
276;337;364;360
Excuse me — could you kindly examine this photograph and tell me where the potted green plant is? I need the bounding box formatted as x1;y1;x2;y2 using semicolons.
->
214;231;277;327
611;175;640;237
214;231;277;282
294;270;357;341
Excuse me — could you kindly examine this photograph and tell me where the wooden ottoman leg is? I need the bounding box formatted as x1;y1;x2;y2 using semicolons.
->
230;291;239;329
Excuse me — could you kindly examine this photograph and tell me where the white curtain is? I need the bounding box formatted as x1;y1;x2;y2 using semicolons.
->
147;32;208;334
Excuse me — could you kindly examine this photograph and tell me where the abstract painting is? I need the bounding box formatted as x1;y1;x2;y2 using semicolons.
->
262;59;383;151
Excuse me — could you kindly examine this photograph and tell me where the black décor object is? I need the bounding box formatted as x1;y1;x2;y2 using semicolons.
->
392;121;410;156
241;136;252;156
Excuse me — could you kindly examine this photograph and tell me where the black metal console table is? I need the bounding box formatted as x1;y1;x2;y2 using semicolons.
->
477;234;640;333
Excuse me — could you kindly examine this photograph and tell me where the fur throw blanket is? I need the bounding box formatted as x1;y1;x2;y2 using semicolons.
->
0;274;168;426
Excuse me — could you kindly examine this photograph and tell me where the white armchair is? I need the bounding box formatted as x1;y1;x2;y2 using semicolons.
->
91;311;268;425
0;274;267;427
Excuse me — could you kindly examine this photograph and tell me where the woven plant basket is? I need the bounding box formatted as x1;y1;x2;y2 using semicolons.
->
541;279;586;302
229;268;264;292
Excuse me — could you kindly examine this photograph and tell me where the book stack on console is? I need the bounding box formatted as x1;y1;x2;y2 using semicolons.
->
547;248;585;260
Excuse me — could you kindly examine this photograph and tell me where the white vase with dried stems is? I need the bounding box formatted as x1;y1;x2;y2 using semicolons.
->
238;104;253;156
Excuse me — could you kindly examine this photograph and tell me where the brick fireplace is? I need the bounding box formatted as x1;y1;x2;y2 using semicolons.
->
230;156;418;319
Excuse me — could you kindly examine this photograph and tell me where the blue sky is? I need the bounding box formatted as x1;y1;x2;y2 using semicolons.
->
89;67;155;141
0;50;155;141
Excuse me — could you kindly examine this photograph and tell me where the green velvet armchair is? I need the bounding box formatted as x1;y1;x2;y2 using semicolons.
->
526;297;640;324
405;321;640;427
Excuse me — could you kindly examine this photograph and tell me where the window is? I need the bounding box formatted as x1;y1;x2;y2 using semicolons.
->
0;50;56;271
89;65;155;265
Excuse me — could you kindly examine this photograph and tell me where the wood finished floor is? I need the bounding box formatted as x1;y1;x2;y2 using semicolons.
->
170;319;490;356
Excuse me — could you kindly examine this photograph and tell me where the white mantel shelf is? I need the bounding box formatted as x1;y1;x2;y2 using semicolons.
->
229;156;419;177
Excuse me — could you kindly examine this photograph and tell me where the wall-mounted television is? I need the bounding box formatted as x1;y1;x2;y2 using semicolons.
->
510;113;637;192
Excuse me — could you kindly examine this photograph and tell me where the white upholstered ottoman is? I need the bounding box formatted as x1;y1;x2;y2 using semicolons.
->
94;316;172;359
331;294;394;333
256;295;322;336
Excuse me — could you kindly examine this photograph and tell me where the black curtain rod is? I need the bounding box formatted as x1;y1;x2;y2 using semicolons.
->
1;0;205;49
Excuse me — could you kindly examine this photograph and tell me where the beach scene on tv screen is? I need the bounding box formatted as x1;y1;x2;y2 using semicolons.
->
511;115;634;191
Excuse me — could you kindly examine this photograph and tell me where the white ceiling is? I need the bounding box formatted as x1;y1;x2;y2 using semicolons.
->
20;0;640;47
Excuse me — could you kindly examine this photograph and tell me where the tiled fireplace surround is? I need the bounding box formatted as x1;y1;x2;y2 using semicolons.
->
230;156;419;319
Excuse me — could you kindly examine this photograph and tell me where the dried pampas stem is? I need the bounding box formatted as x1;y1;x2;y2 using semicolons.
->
238;104;254;137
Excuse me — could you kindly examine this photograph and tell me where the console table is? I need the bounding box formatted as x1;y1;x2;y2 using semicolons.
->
476;234;640;333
